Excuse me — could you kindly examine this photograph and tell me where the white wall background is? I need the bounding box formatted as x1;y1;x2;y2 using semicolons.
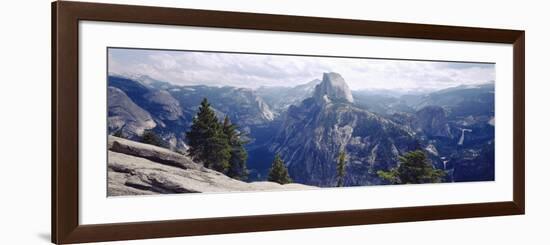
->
0;0;547;244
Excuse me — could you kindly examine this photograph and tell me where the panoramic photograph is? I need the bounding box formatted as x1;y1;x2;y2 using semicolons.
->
106;47;495;196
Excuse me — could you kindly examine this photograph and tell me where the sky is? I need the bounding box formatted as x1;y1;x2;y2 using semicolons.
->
108;48;495;92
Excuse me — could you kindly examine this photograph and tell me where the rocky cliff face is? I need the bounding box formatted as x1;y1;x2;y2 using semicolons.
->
143;90;183;121
414;106;452;138
214;87;275;125
270;74;419;186
313;72;354;104
107;136;316;196
256;79;320;114
107;87;156;137
108;76;188;150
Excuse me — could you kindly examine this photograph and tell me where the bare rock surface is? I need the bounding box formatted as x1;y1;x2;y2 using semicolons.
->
313;72;354;103
107;136;316;196
107;86;156;136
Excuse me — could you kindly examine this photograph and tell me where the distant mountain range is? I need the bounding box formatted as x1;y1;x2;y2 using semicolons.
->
107;72;495;186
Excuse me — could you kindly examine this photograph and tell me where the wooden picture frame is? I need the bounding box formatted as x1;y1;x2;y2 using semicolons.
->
52;1;525;244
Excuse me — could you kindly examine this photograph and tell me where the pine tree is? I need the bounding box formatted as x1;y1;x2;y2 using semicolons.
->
186;98;230;172
336;150;347;187
268;154;292;184
377;150;446;184
140;129;165;148
222;116;249;180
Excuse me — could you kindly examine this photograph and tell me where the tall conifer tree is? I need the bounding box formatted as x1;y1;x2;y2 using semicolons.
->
186;98;230;172
222;116;249;180
268;154;292;184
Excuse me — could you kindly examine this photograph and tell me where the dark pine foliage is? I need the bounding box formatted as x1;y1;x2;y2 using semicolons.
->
140;129;166;148
377;150;446;184
186;98;231;173
222;116;249;180
268;154;292;184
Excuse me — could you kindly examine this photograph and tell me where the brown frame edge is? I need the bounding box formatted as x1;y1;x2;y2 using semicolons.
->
52;1;525;244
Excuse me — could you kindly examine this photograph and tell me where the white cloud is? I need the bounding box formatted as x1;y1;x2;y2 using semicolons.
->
108;48;495;91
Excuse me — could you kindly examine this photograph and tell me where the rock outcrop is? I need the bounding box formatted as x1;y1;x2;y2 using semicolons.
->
107;87;156;136
107;136;315;196
414;106;452;138
313;72;354;104
143;90;183;121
